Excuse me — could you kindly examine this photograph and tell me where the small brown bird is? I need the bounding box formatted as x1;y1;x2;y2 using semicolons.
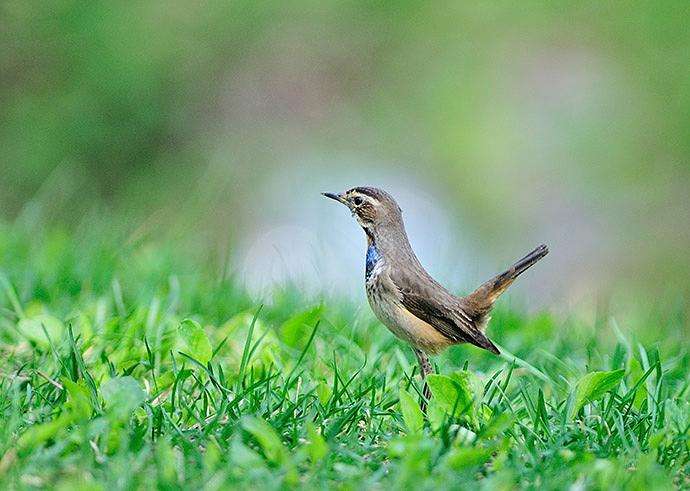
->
323;187;548;407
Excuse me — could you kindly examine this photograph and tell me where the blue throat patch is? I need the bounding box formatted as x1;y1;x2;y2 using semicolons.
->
365;243;379;279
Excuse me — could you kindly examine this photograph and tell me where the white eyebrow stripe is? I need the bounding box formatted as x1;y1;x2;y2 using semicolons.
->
350;192;380;204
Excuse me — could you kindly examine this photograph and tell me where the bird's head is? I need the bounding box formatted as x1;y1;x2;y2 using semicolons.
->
322;187;403;235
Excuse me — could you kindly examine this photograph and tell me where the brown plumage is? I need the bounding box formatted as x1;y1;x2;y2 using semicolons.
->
323;186;548;409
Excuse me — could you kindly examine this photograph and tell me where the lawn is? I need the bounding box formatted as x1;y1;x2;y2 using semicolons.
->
0;219;688;490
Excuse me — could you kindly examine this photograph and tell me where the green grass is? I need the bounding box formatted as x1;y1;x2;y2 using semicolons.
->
0;220;688;490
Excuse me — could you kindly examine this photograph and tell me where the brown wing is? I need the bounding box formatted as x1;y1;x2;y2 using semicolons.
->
390;270;500;354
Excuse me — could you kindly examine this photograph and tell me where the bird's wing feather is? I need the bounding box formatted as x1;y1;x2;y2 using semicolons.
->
390;269;500;354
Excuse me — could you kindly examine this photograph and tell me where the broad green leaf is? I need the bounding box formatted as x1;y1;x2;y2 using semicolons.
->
62;378;93;421
71;312;94;342
572;369;625;416
241;416;288;465
444;445;495;470
179;319;213;364
17;414;71;451
399;388;424;434
427;373;474;416
241;417;298;485
316;381;332;405
480;412;514;439
280;306;322;349
386;433;430;459
155;439;178;484
305;422;328;463
229;437;265;468
628;357;648;410
17;314;64;347
203;439;223;471
426;397;446;431
101;376;147;420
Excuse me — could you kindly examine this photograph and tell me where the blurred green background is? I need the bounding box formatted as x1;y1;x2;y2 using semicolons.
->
2;1;689;305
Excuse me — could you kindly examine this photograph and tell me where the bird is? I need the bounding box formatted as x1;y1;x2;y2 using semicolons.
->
323;186;548;410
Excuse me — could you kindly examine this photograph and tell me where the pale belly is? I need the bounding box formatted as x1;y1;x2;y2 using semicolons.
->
366;278;452;354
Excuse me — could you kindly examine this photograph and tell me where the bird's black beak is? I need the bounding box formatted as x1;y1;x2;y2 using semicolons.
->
322;192;347;205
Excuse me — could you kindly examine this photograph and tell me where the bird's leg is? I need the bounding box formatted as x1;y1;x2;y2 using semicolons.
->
413;348;433;412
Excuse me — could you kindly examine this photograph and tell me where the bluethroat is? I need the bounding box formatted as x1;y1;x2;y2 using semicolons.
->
323;187;548;408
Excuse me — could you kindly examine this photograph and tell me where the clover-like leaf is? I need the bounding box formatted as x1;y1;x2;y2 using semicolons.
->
572;369;625;416
427;373;474;415
101;376;147;421
305;422;328;463
179;318;213;364
62;378;93;421
399;388;424;434
17;314;64;347
280;306;322;349
241;416;288;465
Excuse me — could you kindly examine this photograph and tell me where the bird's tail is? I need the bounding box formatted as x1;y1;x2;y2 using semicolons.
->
463;244;549;329
510;244;550;282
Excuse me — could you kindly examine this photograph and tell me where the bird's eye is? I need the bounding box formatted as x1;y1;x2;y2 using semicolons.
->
353;196;363;206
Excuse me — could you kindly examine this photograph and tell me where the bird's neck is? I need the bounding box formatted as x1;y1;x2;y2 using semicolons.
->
365;220;418;265
365;242;379;279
